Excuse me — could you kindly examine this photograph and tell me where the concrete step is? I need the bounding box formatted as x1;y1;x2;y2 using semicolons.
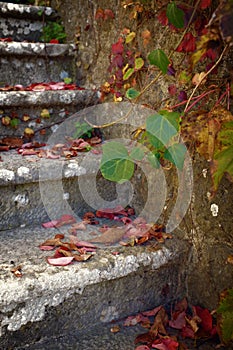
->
0;224;190;349
0;41;79;86
0;2;57;42
0;89;100;140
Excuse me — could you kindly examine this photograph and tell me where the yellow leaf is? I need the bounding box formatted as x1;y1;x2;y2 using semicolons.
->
40;109;50;119
125;31;136;43
24;127;34;137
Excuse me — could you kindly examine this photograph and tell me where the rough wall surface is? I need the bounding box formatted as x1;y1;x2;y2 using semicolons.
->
54;0;233;310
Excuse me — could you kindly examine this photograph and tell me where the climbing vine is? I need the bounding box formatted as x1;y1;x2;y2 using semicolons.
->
97;0;233;196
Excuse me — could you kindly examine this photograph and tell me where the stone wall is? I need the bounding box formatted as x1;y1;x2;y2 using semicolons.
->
54;0;233;309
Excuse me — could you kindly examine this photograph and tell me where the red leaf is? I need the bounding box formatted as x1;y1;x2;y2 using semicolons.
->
176;33;196;53
157;10;168;26
142;305;163;317
47;256;74;266
181;325;195;339
111;38;124;55
152;337;179;350
49;39;59;44
55;214;76;227
135;346;150;350
42;220;59;228
199;0;211;10
193;306;213;333
169;311;186;329
40;245;55;251
95;8;105;20
104;9;115;20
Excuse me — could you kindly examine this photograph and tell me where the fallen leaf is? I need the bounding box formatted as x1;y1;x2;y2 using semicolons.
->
89;227;126;244
110;325;120;333
47;256;74;266
11;265;22;278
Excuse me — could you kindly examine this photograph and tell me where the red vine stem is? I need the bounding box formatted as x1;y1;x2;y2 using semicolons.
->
184;44;229;113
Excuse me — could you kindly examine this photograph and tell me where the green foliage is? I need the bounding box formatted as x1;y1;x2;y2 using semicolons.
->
166;2;185;28
217;289;233;344
148;49;169;74
126;88;140;99
100;111;186;183
212;121;233;192
41;21;66;43
74;122;93;139
100;141;134;183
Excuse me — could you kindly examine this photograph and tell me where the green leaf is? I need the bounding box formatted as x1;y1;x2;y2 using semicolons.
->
159;110;181;132
212;145;233;192
123;67;135;80
126;88;140;99
64;77;72;84
217;289;233;344
129;146;145;161
10;118;19;128
101;141;134;183
166;2;185;29
147;153;160;168
164;143;186;170
148;49;169;74
146;113;178;148
134;57;144;70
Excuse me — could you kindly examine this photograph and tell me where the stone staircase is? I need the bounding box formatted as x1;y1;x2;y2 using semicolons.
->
0;2;191;349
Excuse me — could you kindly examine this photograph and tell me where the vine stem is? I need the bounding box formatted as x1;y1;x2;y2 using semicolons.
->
184;44;229;113
85;0;201;129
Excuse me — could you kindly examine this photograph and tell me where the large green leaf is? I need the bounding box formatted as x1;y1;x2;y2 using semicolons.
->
148;49;169;74
166;2;185;29
100;141;134;183
147;153;160;169
212;145;233;192
146;113;178;148
129;146;145;161
159;110;181;132
164;143;186;170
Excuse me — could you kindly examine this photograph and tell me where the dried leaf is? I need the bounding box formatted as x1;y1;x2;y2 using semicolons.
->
47;256;74;266
89;227;126;244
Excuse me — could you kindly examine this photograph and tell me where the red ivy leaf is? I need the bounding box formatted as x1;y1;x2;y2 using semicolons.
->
111;38;124;55
193;306;213;333
176;33;196;52
49;39;59;44
158;10;168;26
200;0;211;10
104;9;115;20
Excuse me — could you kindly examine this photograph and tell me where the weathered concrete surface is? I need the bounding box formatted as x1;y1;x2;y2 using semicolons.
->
0;42;78;86
0;225;190;348
0;89;99;140
0;2;57;42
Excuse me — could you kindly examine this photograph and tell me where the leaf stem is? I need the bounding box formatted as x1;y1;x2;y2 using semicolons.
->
184;45;229;113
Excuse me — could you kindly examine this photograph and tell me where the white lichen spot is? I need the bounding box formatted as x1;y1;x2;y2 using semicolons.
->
202;168;208;178
17;166;30;178
0;169;15;181
206;192;211;200
64;162;86;177
210;203;218;217
14;194;29;206
63;192;70;200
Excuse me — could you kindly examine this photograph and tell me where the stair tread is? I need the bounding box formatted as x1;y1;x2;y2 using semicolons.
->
0;223;188;333
0;41;76;56
0;147;100;185
0;1;57;20
0;89;99;107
